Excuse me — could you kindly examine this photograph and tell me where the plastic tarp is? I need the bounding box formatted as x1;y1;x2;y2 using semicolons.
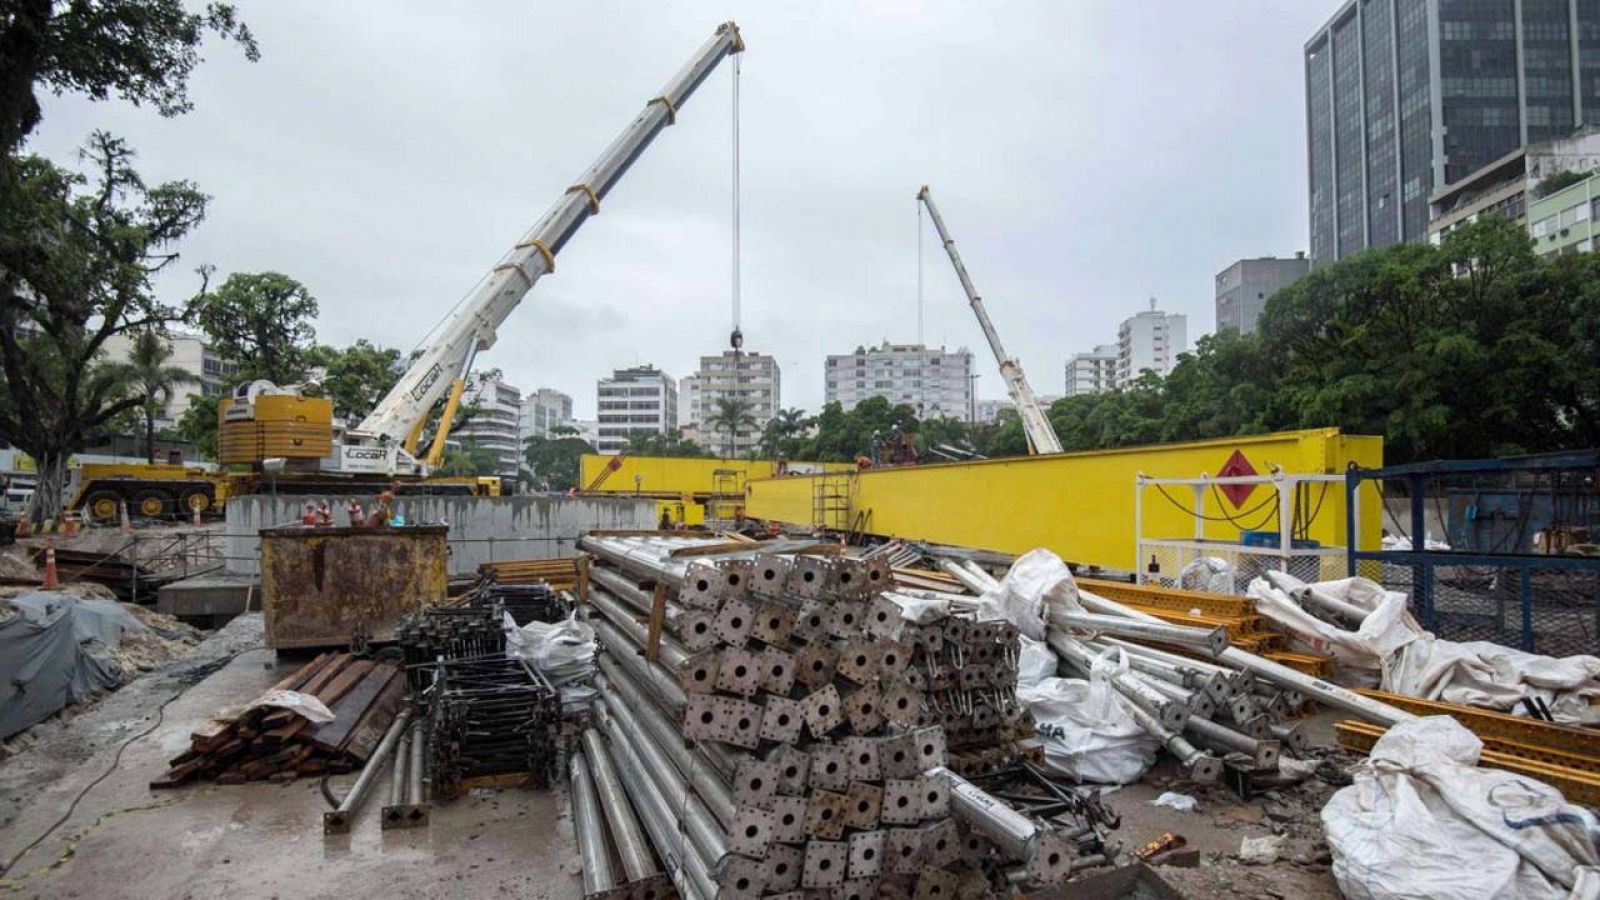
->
1249;572;1600;723
1017;650;1158;785
0;591;148;739
504;611;596;687
1178;557;1236;594
1016;634;1057;690
974;549;1074;639
1323;715;1600;900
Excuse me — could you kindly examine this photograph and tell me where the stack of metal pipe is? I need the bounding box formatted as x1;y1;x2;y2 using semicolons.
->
937;558;1412;788
576;533;1113;899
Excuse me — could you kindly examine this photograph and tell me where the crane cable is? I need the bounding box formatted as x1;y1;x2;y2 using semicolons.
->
730;52;742;345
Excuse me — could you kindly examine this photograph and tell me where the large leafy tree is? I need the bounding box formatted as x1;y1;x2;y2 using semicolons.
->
523;427;595;491
758;406;812;459
99;329;197;463
192;272;318;384
622;428;707;458
0;0;256;153
0;134;210;517
308;339;406;421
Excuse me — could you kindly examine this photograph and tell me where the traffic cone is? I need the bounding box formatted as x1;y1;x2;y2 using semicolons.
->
119;500;131;533
13;513;26;538
191;500;202;527
63;510;78;538
42;539;59;590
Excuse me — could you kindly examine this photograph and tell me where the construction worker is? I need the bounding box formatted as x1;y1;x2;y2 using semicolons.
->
299;504;318;526
659;508;673;530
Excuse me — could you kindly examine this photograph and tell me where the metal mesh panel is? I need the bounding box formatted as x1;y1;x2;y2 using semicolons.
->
1136;541;1347;595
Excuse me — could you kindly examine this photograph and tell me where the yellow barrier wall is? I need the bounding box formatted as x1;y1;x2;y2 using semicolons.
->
744;428;1383;571
579;455;853;495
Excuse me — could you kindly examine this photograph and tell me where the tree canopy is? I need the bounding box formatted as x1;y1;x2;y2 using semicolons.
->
192;271;319;385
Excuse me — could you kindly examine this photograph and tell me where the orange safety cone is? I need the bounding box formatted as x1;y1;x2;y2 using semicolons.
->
63;510;78;538
191;499;202;527
42;538;59;589
119;499;131;533
13;512;26;538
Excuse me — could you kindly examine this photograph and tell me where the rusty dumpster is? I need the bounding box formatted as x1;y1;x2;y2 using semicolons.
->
260;525;448;649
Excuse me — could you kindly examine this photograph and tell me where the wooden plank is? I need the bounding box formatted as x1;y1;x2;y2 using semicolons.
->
270;652;334;692
297;654;354;698
311;659;375;709
310;664;400;756
644;583;669;664
339;671;405;761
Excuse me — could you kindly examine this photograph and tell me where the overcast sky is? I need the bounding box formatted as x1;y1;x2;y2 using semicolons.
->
30;2;1331;420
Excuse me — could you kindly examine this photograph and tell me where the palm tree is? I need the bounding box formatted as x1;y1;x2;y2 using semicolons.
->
102;331;198;463
706;397;758;459
759;406;811;457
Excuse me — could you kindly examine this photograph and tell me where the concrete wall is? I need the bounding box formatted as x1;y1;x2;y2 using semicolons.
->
224;494;656;576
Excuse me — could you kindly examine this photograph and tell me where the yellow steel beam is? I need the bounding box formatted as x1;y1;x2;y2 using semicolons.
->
1355;688;1600;760
1336;720;1600;806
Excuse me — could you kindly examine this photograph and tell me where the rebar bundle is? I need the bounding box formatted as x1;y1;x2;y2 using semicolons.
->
421;656;560;797
472;578;570;627
397;605;507;691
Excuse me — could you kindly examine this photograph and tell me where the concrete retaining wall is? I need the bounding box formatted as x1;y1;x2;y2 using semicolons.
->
224;494;656;576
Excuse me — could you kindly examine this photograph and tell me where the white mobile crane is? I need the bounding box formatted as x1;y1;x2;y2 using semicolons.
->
916;186;1063;455
226;22;746;480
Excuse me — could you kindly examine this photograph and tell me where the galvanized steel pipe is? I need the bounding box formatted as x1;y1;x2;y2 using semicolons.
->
569;750;619;896
581;728;659;884
592;618;688;713
1051;608;1230;656
324;709;411;834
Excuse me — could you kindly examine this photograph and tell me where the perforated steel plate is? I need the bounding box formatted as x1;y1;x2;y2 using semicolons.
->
801;839;849;888
677;649;720;694
880;778;923;825
676;608;718;651
714;597;757;647
841;736;882;783
913;726;948;770
716;646;763;697
807;742;851;792
834;639;878;685
796;643;839;688
804;789;849;840
842;781;882;830
759;695;805;744
764;794;808;844
886;827;924;875
836;877;879;900
759;646;798;695
791;556;832;600
916;818;960;867
879;732;922;779
768;744;810;796
732;759;781;807
913;866;960;900
678;562;725;609
752;599;797;645
844;684;884;735
751;553;793;598
881;684;925;727
802;684;845;739
825;601;866;639
847;829;886;879
718;854;767;899
764;841;804;893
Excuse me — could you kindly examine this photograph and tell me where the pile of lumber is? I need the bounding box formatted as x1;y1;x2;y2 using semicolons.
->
476;556;579;591
151;652;404;789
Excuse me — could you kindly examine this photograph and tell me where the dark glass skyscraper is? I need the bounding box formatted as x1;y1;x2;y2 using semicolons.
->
1307;0;1600;265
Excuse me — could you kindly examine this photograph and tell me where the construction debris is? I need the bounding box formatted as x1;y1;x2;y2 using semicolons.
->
574;532;1117;898
152;651;404;788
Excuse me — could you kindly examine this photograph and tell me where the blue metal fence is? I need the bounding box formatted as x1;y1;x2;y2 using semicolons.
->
1345;452;1600;655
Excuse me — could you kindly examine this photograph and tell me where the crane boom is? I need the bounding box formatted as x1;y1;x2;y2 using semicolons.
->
916;185;1063;455
349;22;746;467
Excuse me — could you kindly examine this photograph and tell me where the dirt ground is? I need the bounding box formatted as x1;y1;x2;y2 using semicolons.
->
0;614;583;900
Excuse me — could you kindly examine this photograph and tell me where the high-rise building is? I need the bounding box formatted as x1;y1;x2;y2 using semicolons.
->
1116;302;1187;385
518;388;574;443
594;365;676;454
100;329;238;427
453;370;523;481
1305;0;1600;266
824;342;975;422
1214;255;1310;334
1064;344;1119;396
684;351;782;458
973;399;1013;423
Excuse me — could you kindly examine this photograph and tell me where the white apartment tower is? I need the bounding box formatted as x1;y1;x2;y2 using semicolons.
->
683;351;781;458
518;388;575;443
99;329;238;427
1064;344;1118;396
1116;301;1187;385
595;365;677;454
824;342;975;421
453;370;524;481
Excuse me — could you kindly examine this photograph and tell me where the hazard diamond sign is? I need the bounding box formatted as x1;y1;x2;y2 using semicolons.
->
1216;450;1258;507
